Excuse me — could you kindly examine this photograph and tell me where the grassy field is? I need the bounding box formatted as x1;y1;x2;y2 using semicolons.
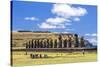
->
12;51;97;66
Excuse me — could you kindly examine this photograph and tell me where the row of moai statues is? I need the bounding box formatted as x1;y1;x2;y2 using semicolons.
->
24;34;85;49
30;54;48;58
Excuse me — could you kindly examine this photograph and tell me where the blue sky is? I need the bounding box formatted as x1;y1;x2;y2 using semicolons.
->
12;1;97;45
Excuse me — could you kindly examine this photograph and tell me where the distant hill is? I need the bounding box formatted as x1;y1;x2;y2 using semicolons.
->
84;40;97;48
11;31;96;48
17;30;51;33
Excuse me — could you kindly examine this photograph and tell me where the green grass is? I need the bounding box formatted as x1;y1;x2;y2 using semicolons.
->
12;51;97;66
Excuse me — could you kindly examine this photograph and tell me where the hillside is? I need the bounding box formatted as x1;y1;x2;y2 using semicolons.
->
11;31;93;48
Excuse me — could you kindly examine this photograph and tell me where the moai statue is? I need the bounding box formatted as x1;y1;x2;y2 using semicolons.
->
80;36;85;47
54;39;57;48
74;34;79;47
25;43;28;55
31;39;34;48
42;39;45;48
28;41;31;48
44;39;47;48
48;39;51;48
50;39;53;48
68;36;72;48
25;43;28;49
47;39;49;48
34;40;37;48
38;39;41;48
35;39;38;48
37;39;40;48
40;39;43;48
58;34;62;48
64;39;67;48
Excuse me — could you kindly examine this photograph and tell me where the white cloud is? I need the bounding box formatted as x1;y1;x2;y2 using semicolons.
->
52;4;87;18
46;17;72;25
65;23;72;25
38;4;87;29
38;23;56;29
85;33;90;36
65;28;74;31
61;32;71;33
91;33;97;37
73;17;80;21
46;17;67;25
38;22;65;29
38;17;71;29
65;19;71;22
25;17;38;21
85;33;97;37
